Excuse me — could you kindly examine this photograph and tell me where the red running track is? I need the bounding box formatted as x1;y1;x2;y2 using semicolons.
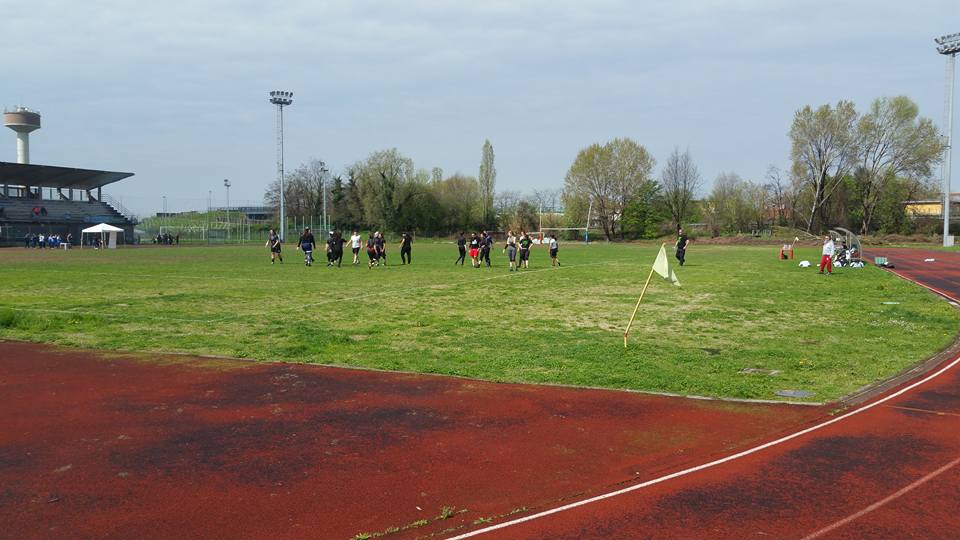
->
0;353;823;538
451;248;960;539
0;248;956;539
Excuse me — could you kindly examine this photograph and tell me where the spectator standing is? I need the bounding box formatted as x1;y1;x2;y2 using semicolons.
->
675;228;690;266
399;232;413;265
455;232;467;265
819;235;835;275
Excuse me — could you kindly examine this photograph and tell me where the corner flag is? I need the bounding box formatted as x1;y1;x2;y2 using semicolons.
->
624;243;681;347
652;244;680;287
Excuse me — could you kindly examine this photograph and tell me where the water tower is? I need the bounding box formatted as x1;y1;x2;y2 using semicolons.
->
4;106;42;164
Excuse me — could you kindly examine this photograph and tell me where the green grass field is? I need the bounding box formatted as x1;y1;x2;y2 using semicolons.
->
1;242;957;402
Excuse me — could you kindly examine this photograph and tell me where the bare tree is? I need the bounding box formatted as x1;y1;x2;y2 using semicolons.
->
789;101;858;233
764;166;791;226
853;96;944;234
747;180;770;231
263;159;329;225
660;147;702;229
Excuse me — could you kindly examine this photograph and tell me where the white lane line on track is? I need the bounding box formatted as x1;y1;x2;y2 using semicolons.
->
446;352;960;539
867;253;960;304
799;456;960;540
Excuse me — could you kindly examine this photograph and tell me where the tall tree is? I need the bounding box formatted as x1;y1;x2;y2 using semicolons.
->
563;138;655;240
659;147;702;229
431;174;480;233
478;140;496;228
789;101;858;233
352;148;417;229
620;179;666;239
853;96;944;234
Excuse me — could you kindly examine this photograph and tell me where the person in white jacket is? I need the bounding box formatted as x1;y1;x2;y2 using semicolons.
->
819;235;835;275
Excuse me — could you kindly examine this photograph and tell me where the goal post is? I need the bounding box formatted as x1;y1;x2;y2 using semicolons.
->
540;227;591;243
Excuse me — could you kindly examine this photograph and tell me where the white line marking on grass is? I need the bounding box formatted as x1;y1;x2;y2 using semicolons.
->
799;456;960;540
9;260;634;325
445;352;960;539
19;269;308;285
276;260;623;315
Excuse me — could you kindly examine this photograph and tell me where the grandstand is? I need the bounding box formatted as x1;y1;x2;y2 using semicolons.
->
0;161;135;246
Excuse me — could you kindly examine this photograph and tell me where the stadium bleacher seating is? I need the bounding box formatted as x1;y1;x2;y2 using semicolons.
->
0;197;127;225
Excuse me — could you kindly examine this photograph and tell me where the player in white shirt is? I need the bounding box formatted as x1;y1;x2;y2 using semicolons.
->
503;230;518;272
819;235;834;275
350;231;363;265
548;234;560;267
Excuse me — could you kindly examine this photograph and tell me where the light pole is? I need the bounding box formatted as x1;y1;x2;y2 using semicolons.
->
936;32;960;246
223;178;231;242
322;165;329;233
269;90;293;241
162;195;167;234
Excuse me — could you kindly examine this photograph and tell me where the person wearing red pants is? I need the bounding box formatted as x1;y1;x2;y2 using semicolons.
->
819;235;835;274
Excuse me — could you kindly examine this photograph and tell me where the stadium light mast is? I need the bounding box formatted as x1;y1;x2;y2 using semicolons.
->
269;90;293;241
936;32;960;246
224;178;231;242
321;164;329;234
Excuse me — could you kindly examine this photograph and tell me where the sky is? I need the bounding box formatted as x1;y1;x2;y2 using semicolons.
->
3;0;959;217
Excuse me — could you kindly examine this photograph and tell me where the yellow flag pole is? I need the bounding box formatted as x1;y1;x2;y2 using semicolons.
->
623;263;657;348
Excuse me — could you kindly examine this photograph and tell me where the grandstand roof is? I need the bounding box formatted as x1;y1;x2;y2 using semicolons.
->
0;161;134;190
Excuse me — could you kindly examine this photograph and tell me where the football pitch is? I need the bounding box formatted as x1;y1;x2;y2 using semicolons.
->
1;242;956;402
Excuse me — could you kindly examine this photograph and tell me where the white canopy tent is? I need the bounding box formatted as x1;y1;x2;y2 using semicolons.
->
81;223;124;249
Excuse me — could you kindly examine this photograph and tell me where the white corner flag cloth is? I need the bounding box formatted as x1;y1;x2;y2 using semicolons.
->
652;244;681;286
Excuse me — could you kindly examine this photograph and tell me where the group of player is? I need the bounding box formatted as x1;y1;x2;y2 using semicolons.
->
267;228;413;268
456;230;560;271
267;227;560;272
267;228;560;270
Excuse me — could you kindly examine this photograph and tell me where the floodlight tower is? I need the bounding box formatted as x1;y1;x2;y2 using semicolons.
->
224;178;231;241
269;90;293;241
936;32;960;246
4;106;41;164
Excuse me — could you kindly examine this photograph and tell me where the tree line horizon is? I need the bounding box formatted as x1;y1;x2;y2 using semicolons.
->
263;95;947;240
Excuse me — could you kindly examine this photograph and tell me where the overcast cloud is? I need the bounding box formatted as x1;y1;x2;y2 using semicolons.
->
3;0;958;216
